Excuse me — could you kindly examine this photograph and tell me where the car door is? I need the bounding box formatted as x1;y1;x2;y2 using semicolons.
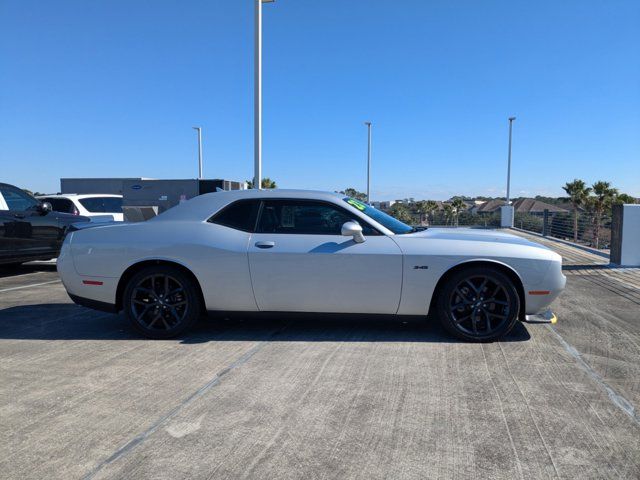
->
0;206;17;260
248;199;403;314
0;184;59;256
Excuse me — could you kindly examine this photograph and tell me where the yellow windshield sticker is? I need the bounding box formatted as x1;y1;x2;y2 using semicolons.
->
347;198;366;211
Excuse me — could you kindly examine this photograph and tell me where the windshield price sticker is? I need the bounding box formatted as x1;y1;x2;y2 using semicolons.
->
347;198;366;211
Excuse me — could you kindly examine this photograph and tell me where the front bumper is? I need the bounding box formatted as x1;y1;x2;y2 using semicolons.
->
524;308;557;324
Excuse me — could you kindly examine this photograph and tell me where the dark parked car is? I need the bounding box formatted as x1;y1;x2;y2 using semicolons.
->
0;182;90;266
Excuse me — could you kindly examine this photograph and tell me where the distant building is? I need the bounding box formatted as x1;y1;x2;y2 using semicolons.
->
475;199;507;214
474;198;569;215
511;198;569;214
371;200;396;210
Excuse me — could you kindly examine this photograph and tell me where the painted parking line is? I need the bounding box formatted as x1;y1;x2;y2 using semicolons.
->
0;280;61;293
547;324;639;425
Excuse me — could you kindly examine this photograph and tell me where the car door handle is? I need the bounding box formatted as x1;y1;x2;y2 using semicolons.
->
255;241;275;249
13;213;25;219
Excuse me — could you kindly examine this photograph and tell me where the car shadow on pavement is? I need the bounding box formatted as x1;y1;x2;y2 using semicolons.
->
0;303;531;343
0;262;57;279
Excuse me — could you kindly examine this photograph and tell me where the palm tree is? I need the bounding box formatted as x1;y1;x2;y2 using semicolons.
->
424;200;438;225
443;203;454;226
614;193;637;205
591;181;618;249
562;179;591;242
389;203;412;224
451;198;466;227
246;178;277;189
414;201;429;225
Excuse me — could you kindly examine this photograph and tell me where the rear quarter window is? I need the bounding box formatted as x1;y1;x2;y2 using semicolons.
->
79;197;123;213
208;200;260;232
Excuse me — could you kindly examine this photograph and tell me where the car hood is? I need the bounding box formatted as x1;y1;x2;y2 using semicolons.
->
50;211;90;222
400;228;551;250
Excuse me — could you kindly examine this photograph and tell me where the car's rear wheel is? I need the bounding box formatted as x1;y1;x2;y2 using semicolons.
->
123;265;201;339
436;266;520;342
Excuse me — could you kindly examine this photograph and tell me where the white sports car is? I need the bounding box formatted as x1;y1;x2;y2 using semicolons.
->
57;190;566;341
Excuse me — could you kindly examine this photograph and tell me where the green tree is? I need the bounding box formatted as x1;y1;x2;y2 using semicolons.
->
341;188;367;202
590;181;618;249
614;193;637;205
443;203;454;226
451;198;467;227
424;200;438;225
414;201;429;225
562;179;592;243
389;203;412;224
246;177;277;189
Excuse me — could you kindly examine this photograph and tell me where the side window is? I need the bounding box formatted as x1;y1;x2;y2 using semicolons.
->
256;200;378;235
0;185;39;211
78;197;123;213
45;198;76;214
209;200;260;232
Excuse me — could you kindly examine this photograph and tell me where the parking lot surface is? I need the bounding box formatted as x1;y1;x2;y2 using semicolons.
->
1;233;639;479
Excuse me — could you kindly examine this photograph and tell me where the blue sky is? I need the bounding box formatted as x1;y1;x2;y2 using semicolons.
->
1;0;638;200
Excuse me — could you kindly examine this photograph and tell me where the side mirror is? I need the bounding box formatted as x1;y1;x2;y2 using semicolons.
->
341;221;366;243
38;202;52;215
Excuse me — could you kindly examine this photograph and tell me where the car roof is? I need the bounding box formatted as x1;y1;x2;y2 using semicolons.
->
152;189;347;222
37;194;123;199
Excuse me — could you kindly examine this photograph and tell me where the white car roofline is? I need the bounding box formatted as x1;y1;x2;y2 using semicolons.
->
151;189;397;236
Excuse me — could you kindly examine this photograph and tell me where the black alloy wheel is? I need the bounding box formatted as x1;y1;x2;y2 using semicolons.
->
123;265;201;339
436;266;520;342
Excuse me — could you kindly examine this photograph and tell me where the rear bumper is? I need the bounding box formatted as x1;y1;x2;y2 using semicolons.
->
68;293;118;313
57;234;119;305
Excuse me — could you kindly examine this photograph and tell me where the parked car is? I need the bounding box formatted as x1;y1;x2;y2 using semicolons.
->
57;189;566;341
0;182;90;266
37;194;124;222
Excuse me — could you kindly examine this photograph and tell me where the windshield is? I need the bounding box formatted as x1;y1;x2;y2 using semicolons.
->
343;197;414;234
0;184;39;211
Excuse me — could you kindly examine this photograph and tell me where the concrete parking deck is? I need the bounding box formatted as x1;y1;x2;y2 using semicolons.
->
1;234;639;479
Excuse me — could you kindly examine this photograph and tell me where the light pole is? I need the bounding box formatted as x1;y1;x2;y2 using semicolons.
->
500;116;516;228
192;126;203;179
506;116;515;205
254;0;275;190
365;121;372;202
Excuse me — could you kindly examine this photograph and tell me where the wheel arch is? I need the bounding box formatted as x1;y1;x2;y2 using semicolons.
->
115;259;205;312
428;259;526;321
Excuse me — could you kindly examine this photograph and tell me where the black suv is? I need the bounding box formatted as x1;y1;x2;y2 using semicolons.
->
0;182;90;266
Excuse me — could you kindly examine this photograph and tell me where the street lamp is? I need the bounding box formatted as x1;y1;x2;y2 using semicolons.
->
254;0;275;190
500;116;516;228
506;116;516;205
365;121;372;202
192;126;203;179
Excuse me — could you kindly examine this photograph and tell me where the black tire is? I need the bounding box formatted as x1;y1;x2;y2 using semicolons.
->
436;266;520;342
123;265;201;339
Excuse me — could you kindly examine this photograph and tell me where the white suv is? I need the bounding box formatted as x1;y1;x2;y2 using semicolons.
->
38;194;124;222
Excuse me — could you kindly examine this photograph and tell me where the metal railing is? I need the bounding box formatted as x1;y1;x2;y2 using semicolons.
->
514;210;611;250
391;208;611;250
410;211;501;228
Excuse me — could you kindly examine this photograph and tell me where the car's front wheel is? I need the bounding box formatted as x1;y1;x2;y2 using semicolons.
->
123;265;201;339
436;266;520;342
